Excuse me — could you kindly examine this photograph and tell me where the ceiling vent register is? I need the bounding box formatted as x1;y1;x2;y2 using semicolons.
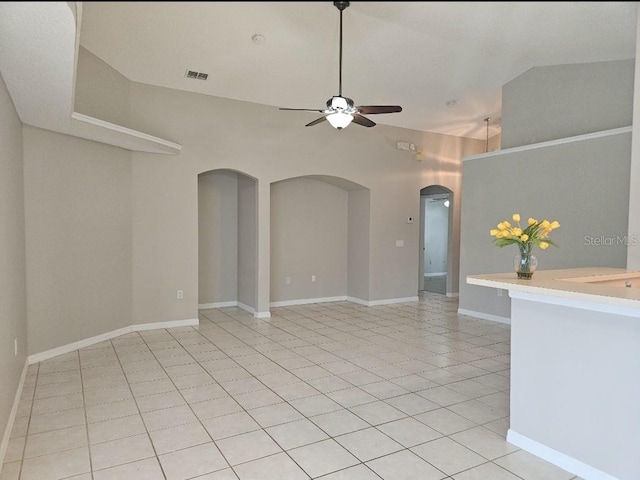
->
185;70;208;80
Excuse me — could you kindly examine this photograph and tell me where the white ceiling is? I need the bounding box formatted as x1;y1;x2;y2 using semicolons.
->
61;2;640;139
80;1;637;139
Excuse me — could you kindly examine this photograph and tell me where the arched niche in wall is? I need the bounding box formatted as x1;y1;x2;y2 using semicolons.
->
197;169;258;315
270;175;371;306
419;185;454;296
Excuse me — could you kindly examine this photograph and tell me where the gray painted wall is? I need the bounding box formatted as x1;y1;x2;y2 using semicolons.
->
270;178;348;302
0;72;27;460
501;60;634;149
347;189;370;301
237;174;257;309
23;126;133;354
75;47;130;127
197;170;238;304
460;131;631;319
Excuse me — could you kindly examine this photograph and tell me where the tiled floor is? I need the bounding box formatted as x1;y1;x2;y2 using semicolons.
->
1;293;583;480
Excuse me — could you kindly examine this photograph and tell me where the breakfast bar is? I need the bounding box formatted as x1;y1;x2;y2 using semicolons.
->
467;267;640;480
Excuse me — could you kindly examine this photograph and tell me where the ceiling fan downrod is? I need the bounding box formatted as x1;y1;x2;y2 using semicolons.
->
334;1;350;97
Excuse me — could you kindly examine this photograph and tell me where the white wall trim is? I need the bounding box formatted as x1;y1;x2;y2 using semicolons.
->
237;302;256;315
198;301;238;309
457;308;511;325
0;360;28;475
254;311;272;319
425;272;447;277
509;290;640;318
346;296;369;306
367;296;419;306
446;292;459;298
507;429;618;480
270;296;347;307
463;126;632;162
133;318;198;331
27;318;199;365
28;326;132;364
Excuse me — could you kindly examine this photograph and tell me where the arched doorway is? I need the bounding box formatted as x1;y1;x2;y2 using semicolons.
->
197;169;258;314
419;185;453;295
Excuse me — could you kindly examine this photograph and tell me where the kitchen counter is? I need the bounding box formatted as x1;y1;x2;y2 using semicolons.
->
467;267;640;480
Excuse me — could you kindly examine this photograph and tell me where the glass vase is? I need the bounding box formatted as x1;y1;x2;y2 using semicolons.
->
514;245;538;279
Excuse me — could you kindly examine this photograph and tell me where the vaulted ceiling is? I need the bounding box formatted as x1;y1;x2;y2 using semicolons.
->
0;2;637;145
79;2;638;140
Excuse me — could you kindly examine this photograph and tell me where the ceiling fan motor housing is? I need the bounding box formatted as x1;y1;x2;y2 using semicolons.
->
327;96;356;114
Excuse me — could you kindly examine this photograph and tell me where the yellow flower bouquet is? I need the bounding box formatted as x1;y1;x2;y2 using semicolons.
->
490;213;560;279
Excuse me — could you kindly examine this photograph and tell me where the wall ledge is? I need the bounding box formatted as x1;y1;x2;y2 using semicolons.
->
463;126;632;162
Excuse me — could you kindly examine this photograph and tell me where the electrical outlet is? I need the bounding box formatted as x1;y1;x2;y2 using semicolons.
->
311;275;316;282
285;277;291;285
177;290;184;299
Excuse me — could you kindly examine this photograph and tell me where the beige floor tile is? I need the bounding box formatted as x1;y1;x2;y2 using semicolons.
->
0;461;21;480
142;404;198;431
494;450;575;480
135;390;186;413
317;464;381;480
288;439;359;478
452;462;522;480
28;407;86;435
149;421;211;455
3;436;25;463
159;442;229;480
247;402;304;428
215;430;282;466
24;425;87;459
93;457;165;480
366;449;447;480
450;425;518;460
233;452;309;480
190;396;243;421
334;427;403;462
327;387;378;408
376;417;443;448
90;433;155;471
200;411;261;440
414;407;478;435
447;399;509;425
349;401;407;425
265;418;329;450
308;409;370;437
411;437;485;476
88;413;147;445
21;446;90;480
86;398;139;424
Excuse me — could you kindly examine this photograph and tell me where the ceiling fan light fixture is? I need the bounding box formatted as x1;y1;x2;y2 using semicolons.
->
327;112;353;130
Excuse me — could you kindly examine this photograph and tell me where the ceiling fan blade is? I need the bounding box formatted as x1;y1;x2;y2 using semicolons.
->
305;116;328;127
357;105;403;115
352;114;376;127
279;107;325;112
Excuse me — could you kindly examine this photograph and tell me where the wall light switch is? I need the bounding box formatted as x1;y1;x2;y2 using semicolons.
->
396;240;404;247
311;275;316;282
285;276;291;285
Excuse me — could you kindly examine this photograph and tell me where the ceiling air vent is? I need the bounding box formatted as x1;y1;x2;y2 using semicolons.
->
185;70;208;80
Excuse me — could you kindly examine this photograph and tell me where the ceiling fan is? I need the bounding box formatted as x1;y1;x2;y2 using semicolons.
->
279;1;402;130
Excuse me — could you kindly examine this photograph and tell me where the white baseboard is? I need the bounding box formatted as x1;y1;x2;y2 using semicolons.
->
446;292;459;298
457;308;511;325
27;318;199;365
368;296;419;306
133;318;199;331
347;296;419;307
255;311;271;319
198;301;237;309
425;272;447;277
0;360;28;474
237;302;255;315
507;429;618;480
270;296;347;307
